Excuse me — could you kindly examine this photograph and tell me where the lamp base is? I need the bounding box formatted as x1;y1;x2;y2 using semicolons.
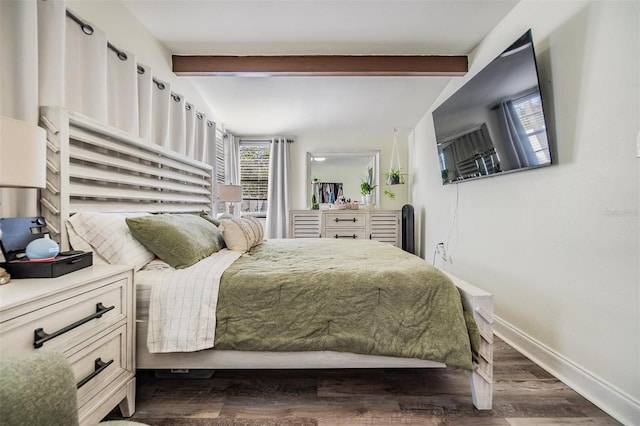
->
217;202;237;220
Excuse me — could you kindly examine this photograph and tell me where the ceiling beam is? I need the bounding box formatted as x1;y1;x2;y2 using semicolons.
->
172;55;467;77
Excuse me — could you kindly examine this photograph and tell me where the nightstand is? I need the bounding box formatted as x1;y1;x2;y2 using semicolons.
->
0;265;136;425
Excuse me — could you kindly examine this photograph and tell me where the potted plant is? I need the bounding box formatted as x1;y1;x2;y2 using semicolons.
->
310;178;320;210
360;178;376;205
385;168;406;185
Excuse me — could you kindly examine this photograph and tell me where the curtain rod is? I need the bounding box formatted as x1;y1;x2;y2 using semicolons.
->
65;9;93;35
65;7;212;129
135;65;166;90
66;9;132;64
66;8;167;92
239;138;293;144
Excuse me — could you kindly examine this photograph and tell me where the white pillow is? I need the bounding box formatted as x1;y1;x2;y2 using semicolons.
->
66;212;155;271
219;217;264;253
66;224;109;265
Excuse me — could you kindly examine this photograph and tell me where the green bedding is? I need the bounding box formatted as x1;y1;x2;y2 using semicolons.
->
214;239;477;370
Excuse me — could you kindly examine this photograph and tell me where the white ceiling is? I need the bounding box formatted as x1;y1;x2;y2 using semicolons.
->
121;0;520;137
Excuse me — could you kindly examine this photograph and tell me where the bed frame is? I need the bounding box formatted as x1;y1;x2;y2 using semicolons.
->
39;106;493;410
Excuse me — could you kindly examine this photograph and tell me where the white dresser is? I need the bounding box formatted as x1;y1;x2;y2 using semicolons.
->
289;209;401;247
0;265;136;425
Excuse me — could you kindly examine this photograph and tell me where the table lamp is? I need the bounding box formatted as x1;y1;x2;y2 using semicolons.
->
0;117;48;282
0;116;47;189
216;184;243;219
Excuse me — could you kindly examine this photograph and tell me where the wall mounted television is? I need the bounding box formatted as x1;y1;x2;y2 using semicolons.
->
432;30;552;185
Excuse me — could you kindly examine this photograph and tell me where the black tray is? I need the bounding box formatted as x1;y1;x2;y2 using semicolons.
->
0;216;93;278
1;251;93;279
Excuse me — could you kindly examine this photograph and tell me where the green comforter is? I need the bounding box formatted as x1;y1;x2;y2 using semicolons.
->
214;239;476;370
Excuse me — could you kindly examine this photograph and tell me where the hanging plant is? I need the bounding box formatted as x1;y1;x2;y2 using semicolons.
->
387;129;406;186
385;168;406;185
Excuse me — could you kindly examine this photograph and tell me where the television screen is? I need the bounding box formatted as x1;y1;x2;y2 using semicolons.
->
432;30;552;184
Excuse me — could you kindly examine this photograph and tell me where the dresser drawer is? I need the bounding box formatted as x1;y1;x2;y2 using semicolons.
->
324;212;367;228
70;324;131;413
0;278;127;357
323;228;367;240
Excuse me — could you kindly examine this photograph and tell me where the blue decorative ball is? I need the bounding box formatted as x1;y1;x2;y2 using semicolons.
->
26;238;60;259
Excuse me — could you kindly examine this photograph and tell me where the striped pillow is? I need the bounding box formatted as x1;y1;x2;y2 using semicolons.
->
66;212;155;271
219;217;264;253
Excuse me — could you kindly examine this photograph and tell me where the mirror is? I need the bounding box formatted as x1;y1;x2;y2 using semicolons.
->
306;151;380;208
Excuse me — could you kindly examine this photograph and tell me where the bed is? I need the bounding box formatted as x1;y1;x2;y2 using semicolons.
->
39;106;493;410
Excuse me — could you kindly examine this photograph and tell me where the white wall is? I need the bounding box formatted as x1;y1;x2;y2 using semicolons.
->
410;1;639;423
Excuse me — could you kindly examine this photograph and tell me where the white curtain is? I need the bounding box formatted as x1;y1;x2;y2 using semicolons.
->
224;134;241;217
168;93;186;154
151;79;171;148
37;0;65;108
1;0;40;217
266;138;291;239
205;121;217;167
35;3;214;163
495;100;538;168
225;134;240;185
65;13;107;123
184;103;196;158
194;113;207;163
107;47;138;135
137;64;153;141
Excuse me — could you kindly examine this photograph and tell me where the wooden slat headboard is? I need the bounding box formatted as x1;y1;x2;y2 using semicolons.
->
39;106;214;250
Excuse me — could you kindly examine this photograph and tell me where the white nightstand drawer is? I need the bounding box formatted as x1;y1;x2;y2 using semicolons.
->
324;212;367;228
323;229;367;240
71;324;129;411
0;278;126;357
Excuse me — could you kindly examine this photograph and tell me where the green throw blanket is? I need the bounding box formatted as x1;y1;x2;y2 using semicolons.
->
214;239;477;370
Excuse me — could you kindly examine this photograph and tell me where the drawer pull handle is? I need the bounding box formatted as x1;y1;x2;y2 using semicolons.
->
33;303;115;348
77;358;114;389
334;234;357;239
334;217;357;223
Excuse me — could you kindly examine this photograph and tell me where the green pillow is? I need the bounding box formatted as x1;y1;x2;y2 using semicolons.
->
126;214;225;269
199;210;222;227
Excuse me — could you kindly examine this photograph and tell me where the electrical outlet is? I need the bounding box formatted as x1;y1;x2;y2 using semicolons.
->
436;242;447;261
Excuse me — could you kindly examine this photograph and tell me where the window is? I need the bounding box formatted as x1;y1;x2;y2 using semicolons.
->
239;142;270;216
511;92;550;164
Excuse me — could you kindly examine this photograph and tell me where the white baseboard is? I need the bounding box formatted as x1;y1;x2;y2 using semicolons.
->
494;316;640;426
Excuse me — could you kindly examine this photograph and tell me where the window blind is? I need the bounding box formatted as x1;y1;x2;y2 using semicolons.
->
239;143;270;214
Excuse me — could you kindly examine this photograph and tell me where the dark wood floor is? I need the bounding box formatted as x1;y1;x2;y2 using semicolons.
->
105;337;620;425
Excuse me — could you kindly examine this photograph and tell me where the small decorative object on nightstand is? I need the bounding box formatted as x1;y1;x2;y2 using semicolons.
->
0;267;10;285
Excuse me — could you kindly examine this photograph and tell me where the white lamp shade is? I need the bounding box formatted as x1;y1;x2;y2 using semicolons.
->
217;184;243;202
0;117;47;188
